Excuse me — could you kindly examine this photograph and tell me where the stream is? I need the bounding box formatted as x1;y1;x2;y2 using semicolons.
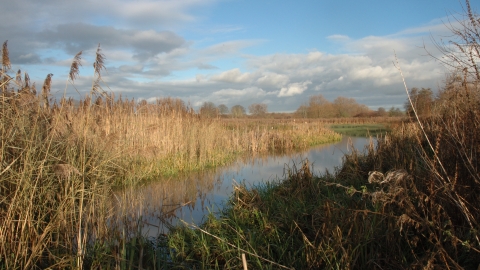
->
112;136;374;237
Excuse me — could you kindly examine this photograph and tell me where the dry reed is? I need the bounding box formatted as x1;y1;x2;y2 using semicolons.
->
0;40;340;268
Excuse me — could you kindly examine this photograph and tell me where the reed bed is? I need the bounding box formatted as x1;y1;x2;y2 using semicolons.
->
48;97;341;185
0;41;340;268
0;81;115;268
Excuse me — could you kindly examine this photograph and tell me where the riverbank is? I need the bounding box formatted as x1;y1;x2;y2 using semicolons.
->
165;118;480;269
0;91;342;268
113;136;371;236
83;114;480;269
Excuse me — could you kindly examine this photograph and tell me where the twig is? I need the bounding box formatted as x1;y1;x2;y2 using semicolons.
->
394;52;480;246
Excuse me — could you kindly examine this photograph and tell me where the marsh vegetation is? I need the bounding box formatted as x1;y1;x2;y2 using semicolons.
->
166;2;480;269
1;1;480;269
0;41;343;268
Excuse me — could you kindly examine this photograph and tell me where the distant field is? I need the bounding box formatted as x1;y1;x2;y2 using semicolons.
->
329;123;390;137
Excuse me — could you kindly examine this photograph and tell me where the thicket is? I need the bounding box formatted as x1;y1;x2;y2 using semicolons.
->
294;94;396;118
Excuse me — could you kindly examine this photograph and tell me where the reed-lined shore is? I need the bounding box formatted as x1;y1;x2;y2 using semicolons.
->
0;41;344;268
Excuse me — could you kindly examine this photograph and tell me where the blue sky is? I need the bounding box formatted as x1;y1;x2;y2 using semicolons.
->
1;0;478;112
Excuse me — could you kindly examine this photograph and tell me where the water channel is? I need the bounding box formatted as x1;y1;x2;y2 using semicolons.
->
113;136;374;237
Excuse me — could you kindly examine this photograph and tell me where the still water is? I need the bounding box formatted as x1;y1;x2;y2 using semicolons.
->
113;136;373;236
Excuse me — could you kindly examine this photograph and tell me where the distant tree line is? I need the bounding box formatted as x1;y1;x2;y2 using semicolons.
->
296;94;383;118
294;94;407;118
196;94;408;119
376;106;404;117
197;102;269;118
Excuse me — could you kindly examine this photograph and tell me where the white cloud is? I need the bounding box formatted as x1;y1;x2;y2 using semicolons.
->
327;34;351;42
278;81;312;97
210;68;253;83
212;87;270;98
201;40;263;56
306;51;324;63
256;73;289;88
107;0;215;27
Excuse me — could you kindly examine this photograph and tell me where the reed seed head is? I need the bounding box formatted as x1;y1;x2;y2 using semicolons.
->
42;73;53;108
2;40;11;71
15;69;22;86
94;43;105;78
42;73;53;96
23;72;30;91
69;51;83;82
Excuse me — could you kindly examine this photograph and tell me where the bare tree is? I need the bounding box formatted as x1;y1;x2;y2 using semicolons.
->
199;102;218;118
307;94;335;118
377;107;387;117
231;105;246;118
297;94;370;118
248;103;268;117
217;104;229;115
429;0;480;81
404;87;434;117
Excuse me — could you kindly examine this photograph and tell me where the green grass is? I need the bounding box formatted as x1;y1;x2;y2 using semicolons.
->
166;161;399;269
329;124;390;137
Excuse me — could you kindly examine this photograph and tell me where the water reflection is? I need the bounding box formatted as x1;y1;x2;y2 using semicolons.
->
112;136;373;236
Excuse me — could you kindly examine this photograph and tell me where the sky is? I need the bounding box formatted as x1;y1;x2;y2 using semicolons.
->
1;0;478;112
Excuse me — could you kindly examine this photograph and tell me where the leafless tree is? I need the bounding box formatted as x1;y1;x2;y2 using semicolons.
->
429;0;480;81
231;105;246;118
248;103;268;117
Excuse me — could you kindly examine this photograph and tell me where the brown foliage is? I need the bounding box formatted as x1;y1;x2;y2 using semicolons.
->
248;103;268;116
296;94;372;118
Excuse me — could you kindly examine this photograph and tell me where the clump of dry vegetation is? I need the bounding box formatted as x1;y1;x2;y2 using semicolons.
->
0;42;115;269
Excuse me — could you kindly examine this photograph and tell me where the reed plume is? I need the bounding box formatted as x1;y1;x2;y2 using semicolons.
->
69;51;82;82
92;43;105;95
93;44;105;77
1;41;11;94
15;69;22;86
42;73;53;109
2;40;10;71
22;72;31;93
